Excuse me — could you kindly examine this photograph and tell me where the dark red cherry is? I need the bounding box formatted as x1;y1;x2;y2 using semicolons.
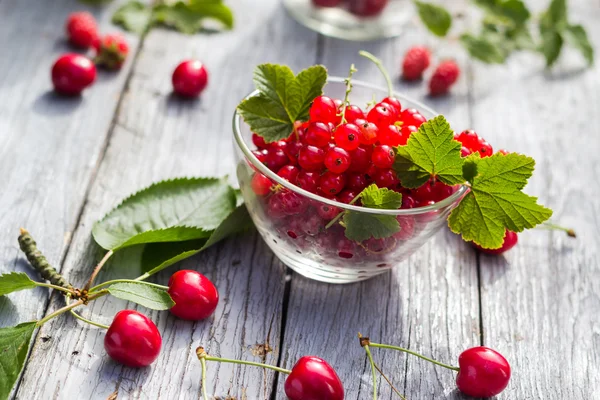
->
168;270;219;321
456;346;511;398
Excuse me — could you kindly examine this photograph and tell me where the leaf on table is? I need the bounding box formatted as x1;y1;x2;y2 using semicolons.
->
394;115;465;188
414;1;452;37
112;1;153;33
540;28;564;67
564;25;594;65
545;0;567;28
237;64;327;143
153;0;233;34
448;153;553;248
142;204;252;276
0;322;37;400
92;177;237;251
107;282;175;310
0;273;37;296
460;33;507;64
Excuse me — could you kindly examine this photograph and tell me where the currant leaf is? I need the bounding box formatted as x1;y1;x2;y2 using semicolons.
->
394;115;464;188
414;1;452;37
449;153;553;248
359;184;403;210
107;282;175;310
112;1;153;33
460;33;507;64
0;322;37;400
0;273;37;296
153;0;234;34
237;64;327;143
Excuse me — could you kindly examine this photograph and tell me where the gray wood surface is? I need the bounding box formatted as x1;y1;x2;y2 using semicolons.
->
0;0;598;399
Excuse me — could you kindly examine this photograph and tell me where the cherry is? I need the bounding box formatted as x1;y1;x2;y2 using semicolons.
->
401;108;427;128
348;146;372;173
278;165;300;182
367;103;395;127
250;173;272;196
309;96;338;124
373;168;400;188
456;347;511;398
317;202;341;220
378;124;403;146
296;170;320;193
305;122;332;148
346;172;368;191
104;310;162;368
252;133;268;149
264;148;290;171
168;270;219;321
319;171;347;195
342;105;365;124
172;60;208;98
334;123;361;151
473;230;518;254
455;129;479;149
356;121;379;145
349;0;389;17
371;145;395;169
298;145;326;171
51;53;96;95
324;147;351;174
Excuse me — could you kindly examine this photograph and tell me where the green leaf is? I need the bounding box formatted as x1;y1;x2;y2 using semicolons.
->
107;282;175;310
462;153;480;182
460;33;507;63
394;115;465;188
112;1;153;33
546;0;567;26
359;184;403;210
92;177;237;251
564;25;594;65
540;29;564;67
0;322;37;400
153;0;233;34
237;64;327;143
448;153;553;248
414;1;452;37
473;0;530;26
142;204;252;276
0;273;37;296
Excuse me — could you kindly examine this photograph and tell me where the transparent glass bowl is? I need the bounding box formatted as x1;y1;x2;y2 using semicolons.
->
283;0;413;41
233;78;467;283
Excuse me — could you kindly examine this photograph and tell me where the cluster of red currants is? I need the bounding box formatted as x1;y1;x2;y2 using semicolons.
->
312;0;390;17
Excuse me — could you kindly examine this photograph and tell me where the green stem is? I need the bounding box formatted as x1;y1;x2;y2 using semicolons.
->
337;64;358;127
204;356;291;375
200;357;209;400
359;50;393;97
36;290;108;327
369;342;460;372
539;222;576;238
34;282;75;295
89;279;169;293
364;344;378;400
66;297;109;329
83;250;114;292
324;192;362;230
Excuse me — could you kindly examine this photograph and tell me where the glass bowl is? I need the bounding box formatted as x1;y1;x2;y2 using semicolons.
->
233;78;467;284
283;0;413;41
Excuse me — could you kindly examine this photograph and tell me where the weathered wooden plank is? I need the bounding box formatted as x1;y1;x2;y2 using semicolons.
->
0;0;140;329
15;2;319;398
275;16;481;399
474;1;600;398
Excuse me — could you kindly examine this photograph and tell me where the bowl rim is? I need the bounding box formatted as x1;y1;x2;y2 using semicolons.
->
233;76;468;216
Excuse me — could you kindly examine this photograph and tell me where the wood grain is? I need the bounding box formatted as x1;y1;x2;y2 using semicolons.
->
15;1;319;398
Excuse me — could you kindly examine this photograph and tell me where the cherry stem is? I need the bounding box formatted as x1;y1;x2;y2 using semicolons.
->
83;250;114;292
36;290;108;327
324;192;362;230
373;363;406;400
539;222;577;238
200;356;209;400
359;50;393;98
337;63;358;127
34;281;76;295
196;347;291;375
66;296;109;330
368;342;460;372
89;279;169;293
361;338;379;400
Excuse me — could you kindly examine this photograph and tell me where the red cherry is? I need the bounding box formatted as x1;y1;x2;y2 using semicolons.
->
51;54;96;95
342;105;365;123
172;60;208;97
298;145;326;171
278;165;300;182
251;173;272;196
296;170;320;193
401;108;427;128
473;230;518;254
371;145;395;169
309;96;338;124
168;270;219;321
284;356;344;400
455;129;479;149
324;147;351;174
334;123;361;151
367;103;395;127
305;122;332;148
319;171;347;195
104;310;162;368
456;346;511;398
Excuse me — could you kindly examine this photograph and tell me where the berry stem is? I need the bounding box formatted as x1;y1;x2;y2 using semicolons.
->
359;334;379;400
324;192;362;230
89;279;169;293
83;250;114;292
196;347;291;375
372;362;406;400
200;355;209;400
359;51;393;98
36;290;108;327
368;342;460;372
66;296;109;329
337;63;358;127
33;281;76;295
538;222;576;238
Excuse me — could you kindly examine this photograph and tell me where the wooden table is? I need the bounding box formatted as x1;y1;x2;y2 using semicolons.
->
1;0;598;398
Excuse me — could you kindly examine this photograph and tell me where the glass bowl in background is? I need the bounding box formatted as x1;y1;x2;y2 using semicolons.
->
233;78;467;284
283;0;413;41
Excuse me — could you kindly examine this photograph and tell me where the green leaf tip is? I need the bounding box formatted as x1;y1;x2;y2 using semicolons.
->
0;272;37;297
0;322;37;400
414;1;452;37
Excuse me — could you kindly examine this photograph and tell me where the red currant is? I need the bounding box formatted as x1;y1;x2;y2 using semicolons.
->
252;133;268;149
284;356;344;400
456;129;479;149
349;0;389;17
172;60;208;97
281;191;309;215
250;173;272;196
399;125;417;146
401;195;416;209
336;237;357;259
319;171;346;195
347;146;372;172
278;165;300;182
337;190;357;204
298;214;324;236
475;138;493;157
497;149;509;155
430;181;456;202
305;122;332;148
342;105;365;124
371;145;395;169
413;182;435;202
324;147;351;174
473;230;518;254
334;123;361;151
367;103;395;127
461;146;472;157
284;139;303;163
51;53;96;95
456;347;511;398
295;170;320;193
298;145;326;171
401;108;427;128
378;125;402;146
317;202;341;220
264;148;290;171
309;96;338;124
394;216;416;240
356;120;379;145
168;270;219;321
346;172;368;191
267;194;286;219
104;310;162;368
373;168;399;188
382;96;402;117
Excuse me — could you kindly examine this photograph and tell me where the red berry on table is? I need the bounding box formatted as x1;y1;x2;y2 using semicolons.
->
402;46;431;81
401;108;427;128
334;123;361;151
356;121;379;145
349;0;389;17
324;147;351;174
312;0;342;6
172;60;208;97
65;12;98;48
456;346;511;398
251;173;272;196
305;122;332;148
51;54;96;95
473;230;518;255
342;104;366;124
298;145;326;171
168;270;219;321
429;60;460;96
296;170;320;193
93;33;129;70
319;171;347;195
277;165;300;182
284;356;344;400
371;145;395;169
367;103;395;127
104;310;162;368
309;96;338;124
